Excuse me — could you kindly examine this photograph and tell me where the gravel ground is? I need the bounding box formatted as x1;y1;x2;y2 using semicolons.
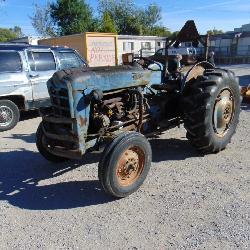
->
0;67;250;249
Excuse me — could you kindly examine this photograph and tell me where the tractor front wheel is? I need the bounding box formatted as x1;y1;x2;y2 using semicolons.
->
36;123;68;163
98;132;152;198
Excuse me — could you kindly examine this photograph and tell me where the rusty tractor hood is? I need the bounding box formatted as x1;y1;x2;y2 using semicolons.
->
49;65;162;93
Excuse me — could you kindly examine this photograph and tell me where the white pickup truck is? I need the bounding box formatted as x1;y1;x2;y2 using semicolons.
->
150;47;198;65
0;44;87;131
168;47;197;56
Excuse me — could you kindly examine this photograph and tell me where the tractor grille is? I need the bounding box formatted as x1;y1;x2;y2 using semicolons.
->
49;87;71;118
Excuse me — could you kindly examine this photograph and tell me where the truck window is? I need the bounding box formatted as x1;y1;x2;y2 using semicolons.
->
28;51;56;71
155;49;164;56
57;51;84;69
0;51;22;73
27;51;35;71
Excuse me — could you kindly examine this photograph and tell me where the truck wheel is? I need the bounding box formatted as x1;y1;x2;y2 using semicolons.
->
36;123;67;163
0;100;20;132
98;132;152;198
182;69;241;153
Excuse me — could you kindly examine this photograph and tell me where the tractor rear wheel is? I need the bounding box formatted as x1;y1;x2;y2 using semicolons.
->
98;132;152;198
182;69;241;153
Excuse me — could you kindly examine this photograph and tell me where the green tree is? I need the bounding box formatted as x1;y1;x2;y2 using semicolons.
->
148;26;171;37
30;3;57;37
168;31;179;42
0;27;23;42
31;0;170;37
50;0;95;35
10;26;24;38
139;4;161;31
108;0;140;35
98;0;166;36
207;28;224;36
100;12;116;33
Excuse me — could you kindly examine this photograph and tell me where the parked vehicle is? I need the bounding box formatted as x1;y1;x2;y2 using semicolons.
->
0;44;87;131
149;47;197;65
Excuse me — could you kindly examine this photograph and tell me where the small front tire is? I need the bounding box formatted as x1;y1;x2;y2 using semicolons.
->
36;123;68;163
98;132;152;198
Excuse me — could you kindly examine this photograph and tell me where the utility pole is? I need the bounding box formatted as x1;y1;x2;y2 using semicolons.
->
205;34;210;61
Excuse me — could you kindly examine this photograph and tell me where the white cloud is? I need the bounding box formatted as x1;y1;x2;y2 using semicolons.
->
221;3;250;12
162;16;250;33
0;2;33;9
165;0;241;14
161;0;250;33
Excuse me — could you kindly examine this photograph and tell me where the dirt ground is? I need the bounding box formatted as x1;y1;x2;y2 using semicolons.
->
0;66;250;249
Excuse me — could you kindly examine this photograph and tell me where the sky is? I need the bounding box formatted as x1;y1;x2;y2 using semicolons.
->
0;0;250;36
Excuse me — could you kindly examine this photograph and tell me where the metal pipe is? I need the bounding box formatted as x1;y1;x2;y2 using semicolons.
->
127;94;138;114
128;89;144;132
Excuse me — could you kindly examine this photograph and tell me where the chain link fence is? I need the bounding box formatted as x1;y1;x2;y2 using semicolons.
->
209;46;250;64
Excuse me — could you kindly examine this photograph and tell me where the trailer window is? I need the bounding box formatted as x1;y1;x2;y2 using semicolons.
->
123;42;134;52
0;51;22;73
58;51;84;69
28;51;56;71
141;42;151;50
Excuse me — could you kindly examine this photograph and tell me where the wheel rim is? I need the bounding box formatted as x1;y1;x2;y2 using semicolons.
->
213;88;235;137
0;105;14;127
116;146;145;187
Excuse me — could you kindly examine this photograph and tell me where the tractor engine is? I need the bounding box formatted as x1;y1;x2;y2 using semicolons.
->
91;90;133;131
40;65;162;159
87;86;180;138
88;88;150;136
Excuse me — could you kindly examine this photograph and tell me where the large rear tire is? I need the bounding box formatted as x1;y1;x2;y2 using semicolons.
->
98;132;152;198
182;69;241;153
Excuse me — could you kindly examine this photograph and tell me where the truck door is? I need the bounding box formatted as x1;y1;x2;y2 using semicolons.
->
26;49;57;102
150;48;167;65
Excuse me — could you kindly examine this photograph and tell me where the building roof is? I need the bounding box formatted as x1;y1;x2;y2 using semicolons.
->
118;35;167;41
8;36;49;40
239;32;250;38
0;43;74;52
209;31;250;41
209;33;237;40
234;23;250;32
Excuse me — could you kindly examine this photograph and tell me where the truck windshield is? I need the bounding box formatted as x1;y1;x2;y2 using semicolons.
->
0;51;22;73
58;51;85;69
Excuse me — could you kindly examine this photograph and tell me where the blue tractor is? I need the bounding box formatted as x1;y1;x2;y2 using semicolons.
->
36;59;241;198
